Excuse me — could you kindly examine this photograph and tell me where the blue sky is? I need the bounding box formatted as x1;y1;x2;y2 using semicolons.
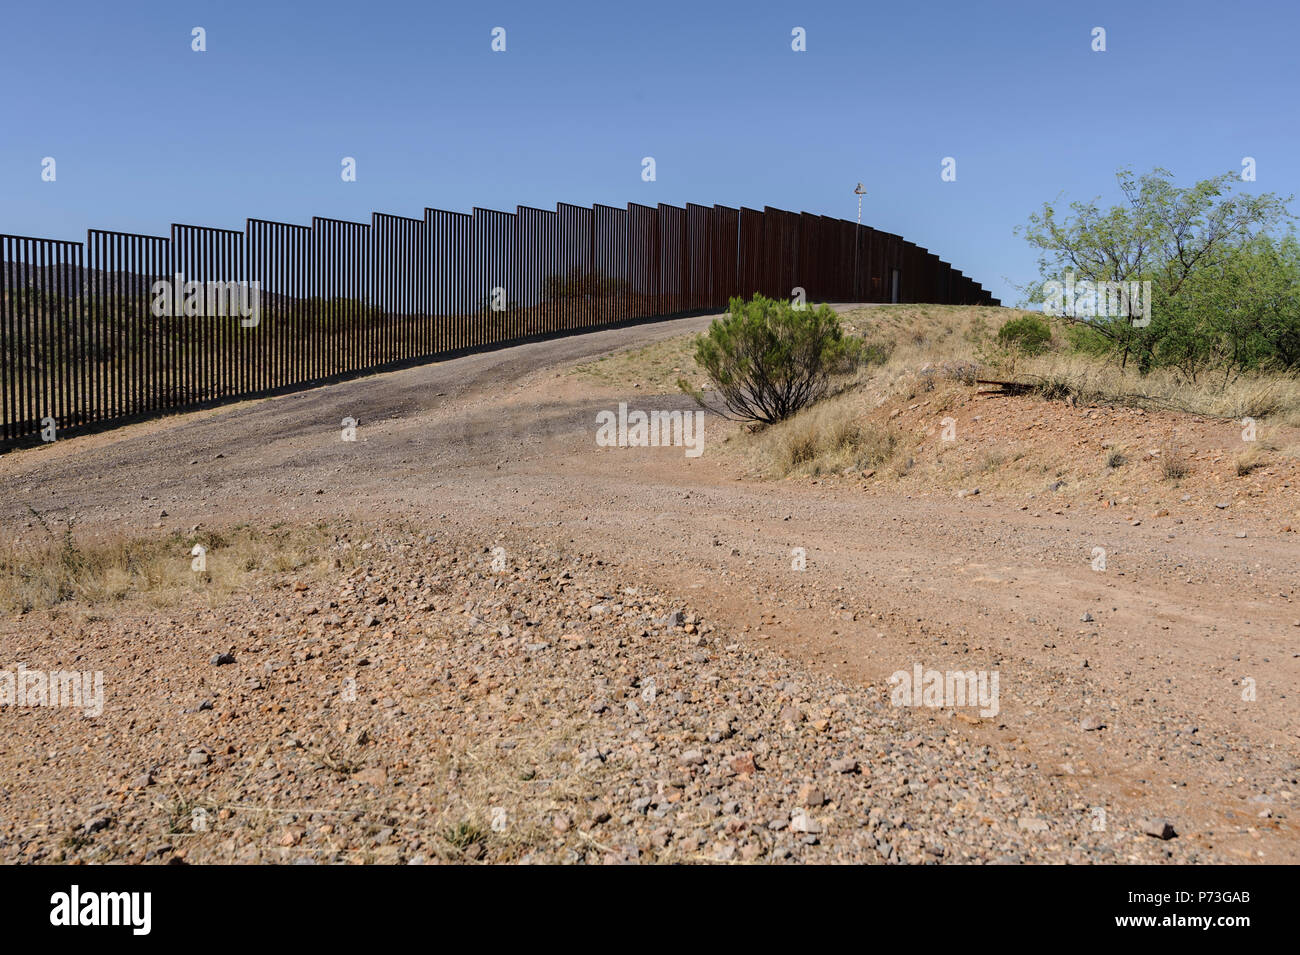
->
2;0;1295;304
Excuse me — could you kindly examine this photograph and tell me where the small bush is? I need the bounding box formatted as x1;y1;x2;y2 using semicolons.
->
1106;449;1128;468
690;295;862;424
996;315;1053;356
442;821;489;851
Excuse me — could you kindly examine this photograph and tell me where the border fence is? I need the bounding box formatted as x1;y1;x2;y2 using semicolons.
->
1;200;999;447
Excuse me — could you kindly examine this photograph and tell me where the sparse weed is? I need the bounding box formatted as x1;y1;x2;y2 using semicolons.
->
1161;443;1191;480
443;821;489;851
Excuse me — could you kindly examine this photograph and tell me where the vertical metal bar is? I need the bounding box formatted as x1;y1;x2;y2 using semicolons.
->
2;238;10;441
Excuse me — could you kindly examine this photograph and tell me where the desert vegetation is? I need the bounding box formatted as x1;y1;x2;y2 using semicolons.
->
655;169;1300;483
0;513;346;615
683;294;863;424
1019;166;1299;376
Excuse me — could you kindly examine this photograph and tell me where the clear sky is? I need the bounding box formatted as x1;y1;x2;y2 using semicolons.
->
2;0;1295;305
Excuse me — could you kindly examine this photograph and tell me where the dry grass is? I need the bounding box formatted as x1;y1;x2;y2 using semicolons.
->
1014;354;1300;425
838;304;993;359
1234;445;1270;476
588;304;1300;425
838;305;1300;425
757;398;900;478
0;517;347;615
1160;443;1192;481
574;333;704;393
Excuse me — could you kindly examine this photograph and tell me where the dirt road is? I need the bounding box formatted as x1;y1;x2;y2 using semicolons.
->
2;312;1296;863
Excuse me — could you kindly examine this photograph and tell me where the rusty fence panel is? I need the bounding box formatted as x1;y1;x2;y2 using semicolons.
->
797;212;818;302
373;212;427;366
0;235;84;442
558;203;593;332
684;204;711;313
426;209;469;355
761;207;781;301
471;208;513;346
847;223;868;302
711;205;739;305
85;229;169;425
657;203;684;317
247;219;311;394
516;205;556;339
313;216;369;379
821;216;841;300
171;224;244;405
593;204;628;327
626;203;654;321
737;207;763;299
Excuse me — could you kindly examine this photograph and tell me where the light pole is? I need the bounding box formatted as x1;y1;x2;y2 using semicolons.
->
853;182;866;301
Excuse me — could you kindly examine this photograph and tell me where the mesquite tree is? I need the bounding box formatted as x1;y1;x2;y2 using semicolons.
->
1019;167;1296;376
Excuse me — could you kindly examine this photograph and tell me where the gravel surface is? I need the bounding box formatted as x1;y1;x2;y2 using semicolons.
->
0;527;1225;864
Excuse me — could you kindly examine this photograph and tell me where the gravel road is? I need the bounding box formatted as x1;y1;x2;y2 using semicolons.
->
1;313;1295;863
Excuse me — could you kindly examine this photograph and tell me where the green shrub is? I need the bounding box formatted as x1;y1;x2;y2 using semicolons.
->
860;338;894;366
996;315;1052;355
688;295;862;424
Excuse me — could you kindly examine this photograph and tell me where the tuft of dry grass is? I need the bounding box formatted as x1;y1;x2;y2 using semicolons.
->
0;517;347;615
1160;443;1191;480
759;398;900;478
1235;445;1269;476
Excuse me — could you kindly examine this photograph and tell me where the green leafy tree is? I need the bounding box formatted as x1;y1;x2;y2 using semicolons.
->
1153;234;1300;377
1018;167;1295;374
